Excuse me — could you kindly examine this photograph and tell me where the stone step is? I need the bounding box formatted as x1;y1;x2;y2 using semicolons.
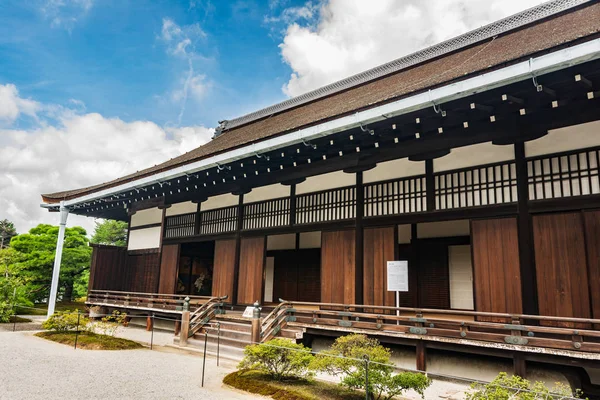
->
203;326;251;342
192;331;251;348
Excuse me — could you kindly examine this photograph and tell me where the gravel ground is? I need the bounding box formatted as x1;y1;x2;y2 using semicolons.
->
0;331;261;400
0;315;44;332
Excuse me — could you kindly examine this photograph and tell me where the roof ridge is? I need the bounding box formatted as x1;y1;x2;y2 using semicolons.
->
213;0;589;136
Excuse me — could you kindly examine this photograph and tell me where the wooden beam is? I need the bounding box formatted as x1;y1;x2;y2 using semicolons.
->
514;142;538;316
355;172;364;305
575;74;593;89
425;159;435;212
513;353;527;378
416;341;427;372
232;193;244;305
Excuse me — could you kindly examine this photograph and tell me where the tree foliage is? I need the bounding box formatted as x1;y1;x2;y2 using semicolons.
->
9;224;92;302
0;248;29;322
311;334;431;400
466;372;585;400
0;219;17;249
90;220;128;247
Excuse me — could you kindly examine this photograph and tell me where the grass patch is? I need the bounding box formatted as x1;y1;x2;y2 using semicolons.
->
223;370;363;400
35;331;144;350
15;301;86;316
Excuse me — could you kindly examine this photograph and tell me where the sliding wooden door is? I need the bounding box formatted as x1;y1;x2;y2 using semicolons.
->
212;239;237;299
321;230;355;304
237;237;266;305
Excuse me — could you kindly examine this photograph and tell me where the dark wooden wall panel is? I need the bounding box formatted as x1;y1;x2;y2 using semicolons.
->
533;212;591;325
126;251;160;293
472;218;522;317
417;240;450;309
583;210;600;321
237;237;265;305
272;249;321;302
89;245;128;291
321;230;356;304
363;227;395;309
212;239;237;299
158;244;180;294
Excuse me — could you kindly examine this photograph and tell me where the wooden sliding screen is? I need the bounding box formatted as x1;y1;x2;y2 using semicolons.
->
583;210;600;321
321;230;356;304
158;244;180;294
533;212;591;325
237;237;266;305
471;218;522;317
212;239;237;299
363;227;395;309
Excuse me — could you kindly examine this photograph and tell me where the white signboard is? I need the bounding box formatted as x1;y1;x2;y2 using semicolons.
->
387;261;409;292
242;306;254;318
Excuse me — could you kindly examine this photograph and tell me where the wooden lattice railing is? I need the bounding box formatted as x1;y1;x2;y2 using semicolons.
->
86;290;211;313
264;300;600;355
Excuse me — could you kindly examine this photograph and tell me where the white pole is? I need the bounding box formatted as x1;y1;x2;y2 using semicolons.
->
47;201;69;318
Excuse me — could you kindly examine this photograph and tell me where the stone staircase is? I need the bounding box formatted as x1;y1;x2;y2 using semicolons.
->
173;310;304;361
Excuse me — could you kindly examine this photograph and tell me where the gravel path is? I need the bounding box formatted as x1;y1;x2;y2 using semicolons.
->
0;331;261;400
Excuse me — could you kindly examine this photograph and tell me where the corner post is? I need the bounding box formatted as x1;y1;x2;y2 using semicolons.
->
47;201;69;318
180;296;190;346
355;171;364;305
251;301;261;344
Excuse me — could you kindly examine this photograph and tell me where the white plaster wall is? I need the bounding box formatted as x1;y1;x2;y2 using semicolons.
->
449;245;474;310
166;201;197;216
417;220;470;238
264;257;274;303
128;227;161;250
398;224;412;244
299;231;321;248
296;171;356;194
525;120;600;157
364;158;425;183
201;193;239;211
130;207;162;227
244;183;290;203
267;234;296;250
434;142;515;172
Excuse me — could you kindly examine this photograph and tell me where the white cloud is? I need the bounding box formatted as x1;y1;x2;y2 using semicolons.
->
159;18;210;125
0;84;214;235
0;84;40;124
274;0;547;97
41;0;94;31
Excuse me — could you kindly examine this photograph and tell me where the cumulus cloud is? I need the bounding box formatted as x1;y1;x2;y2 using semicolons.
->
272;0;546;97
0;84;214;234
0;84;40;124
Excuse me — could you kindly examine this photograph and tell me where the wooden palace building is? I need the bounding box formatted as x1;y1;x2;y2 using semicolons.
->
42;0;600;390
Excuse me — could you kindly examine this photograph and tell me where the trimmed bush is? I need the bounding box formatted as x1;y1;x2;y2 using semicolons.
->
42;310;89;332
239;338;315;381
466;372;586;400
311;334;431;400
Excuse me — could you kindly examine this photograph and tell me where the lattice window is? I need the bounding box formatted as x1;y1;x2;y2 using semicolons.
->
364;175;427;217
164;213;196;238
243;197;290;230
198;206;238;235
435;161;517;210
296;186;356;224
528;147;600;201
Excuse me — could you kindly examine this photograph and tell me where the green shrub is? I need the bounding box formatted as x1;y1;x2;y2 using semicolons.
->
0;301;13;323
90;310;127;336
466;372;585;400
239;338;315;381
42;310;89;332
311;334;431;400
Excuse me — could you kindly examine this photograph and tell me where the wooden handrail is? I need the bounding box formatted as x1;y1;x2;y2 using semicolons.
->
88;289;211;300
281;299;600;325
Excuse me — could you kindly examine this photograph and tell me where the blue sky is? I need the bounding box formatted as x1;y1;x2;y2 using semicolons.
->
0;0;310;129
0;0;545;233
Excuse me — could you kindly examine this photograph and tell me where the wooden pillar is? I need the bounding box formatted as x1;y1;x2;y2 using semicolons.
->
146;315;153;331
180;310;190;346
513;353;526;378
355;171;364;305
193;200;202;235
425;159;435;212
232;193;245;305
416;341;427;372
174;320;181;336
289;183;297;226
514;142;538;315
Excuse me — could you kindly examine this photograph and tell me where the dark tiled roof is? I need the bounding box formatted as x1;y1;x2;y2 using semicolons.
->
42;2;600;203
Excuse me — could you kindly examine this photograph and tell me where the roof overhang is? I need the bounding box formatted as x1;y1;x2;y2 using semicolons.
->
41;37;600;213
